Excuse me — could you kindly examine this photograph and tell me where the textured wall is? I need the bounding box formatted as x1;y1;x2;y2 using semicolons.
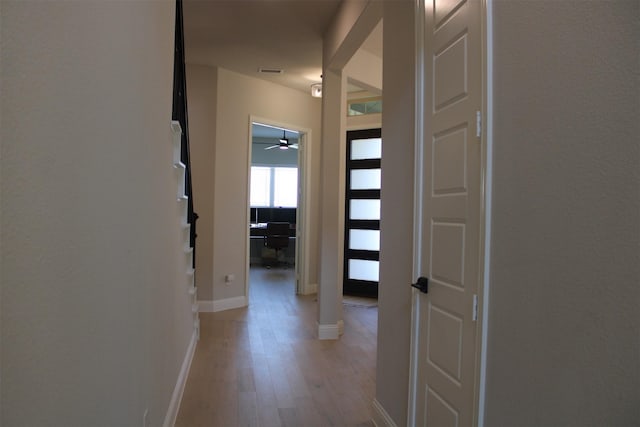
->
319;0;384;335
186;64;218;301
211;68;322;303
486;1;640;424
376;1;415;425
1;2;194;425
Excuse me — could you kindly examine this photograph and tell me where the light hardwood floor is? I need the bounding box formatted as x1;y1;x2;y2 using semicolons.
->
175;267;378;427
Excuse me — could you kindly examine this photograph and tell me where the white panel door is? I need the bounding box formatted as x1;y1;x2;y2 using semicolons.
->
413;0;483;425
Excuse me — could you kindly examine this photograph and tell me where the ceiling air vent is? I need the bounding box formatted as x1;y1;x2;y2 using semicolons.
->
258;67;284;74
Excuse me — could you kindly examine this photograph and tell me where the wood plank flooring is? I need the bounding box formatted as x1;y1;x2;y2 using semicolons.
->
175;267;378;427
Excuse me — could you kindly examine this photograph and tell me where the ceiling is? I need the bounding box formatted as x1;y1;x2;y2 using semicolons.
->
252;122;299;142
183;0;342;94
183;0;383;96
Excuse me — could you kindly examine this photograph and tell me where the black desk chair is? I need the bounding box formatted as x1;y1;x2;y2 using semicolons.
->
264;222;290;267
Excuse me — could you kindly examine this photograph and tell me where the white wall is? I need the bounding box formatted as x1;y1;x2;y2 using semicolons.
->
319;0;383;339
344;47;383;94
1;1;194;426
369;1;640;425
485;1;639;424
188;66;322;306
377;2;415;425
318;69;348;332
347;113;382;131
186;64;217;301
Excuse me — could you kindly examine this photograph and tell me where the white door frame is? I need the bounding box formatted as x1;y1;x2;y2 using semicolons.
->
407;0;493;424
245;115;314;297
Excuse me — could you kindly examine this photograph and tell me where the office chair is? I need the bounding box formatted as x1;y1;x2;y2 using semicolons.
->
264;222;290;267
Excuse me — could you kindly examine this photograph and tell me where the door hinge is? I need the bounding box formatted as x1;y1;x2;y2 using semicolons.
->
476;111;482;138
472;294;479;321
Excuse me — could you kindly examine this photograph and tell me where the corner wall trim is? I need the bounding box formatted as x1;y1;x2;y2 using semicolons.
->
300;282;318;295
371;399;398;427
317;322;340;340
163;330;197;427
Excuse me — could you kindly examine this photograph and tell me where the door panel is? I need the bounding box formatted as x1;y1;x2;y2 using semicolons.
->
426;386;459;427
431;223;465;287
414;0;482;425
434;35;468;109
433;128;467;193
428;305;464;381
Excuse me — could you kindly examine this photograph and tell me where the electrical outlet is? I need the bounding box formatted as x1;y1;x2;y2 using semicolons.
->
225;274;235;283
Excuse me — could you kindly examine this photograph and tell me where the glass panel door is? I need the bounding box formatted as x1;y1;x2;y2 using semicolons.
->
344;128;382;297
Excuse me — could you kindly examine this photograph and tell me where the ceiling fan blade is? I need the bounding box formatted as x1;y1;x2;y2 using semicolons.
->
264;145;279;150
290;144;299;149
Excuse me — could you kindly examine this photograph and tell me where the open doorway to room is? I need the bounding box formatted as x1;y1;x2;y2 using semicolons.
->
247;120;311;296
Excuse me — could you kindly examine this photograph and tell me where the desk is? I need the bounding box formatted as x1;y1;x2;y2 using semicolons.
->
250;223;296;237
249;224;296;265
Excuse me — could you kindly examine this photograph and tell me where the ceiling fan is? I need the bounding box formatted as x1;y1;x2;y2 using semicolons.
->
265;130;298;150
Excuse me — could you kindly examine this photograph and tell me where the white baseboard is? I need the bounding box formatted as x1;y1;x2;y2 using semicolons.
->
213;296;248;312
317;322;340;340
199;296;248;313
163;329;197;427
250;259;296;267
371;399;397;427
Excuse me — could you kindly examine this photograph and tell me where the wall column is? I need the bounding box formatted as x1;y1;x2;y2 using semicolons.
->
317;69;347;339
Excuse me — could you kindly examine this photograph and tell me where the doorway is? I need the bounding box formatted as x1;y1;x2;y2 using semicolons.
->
247;118;312;296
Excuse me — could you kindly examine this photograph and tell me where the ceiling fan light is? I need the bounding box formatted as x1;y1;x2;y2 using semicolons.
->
279;130;288;145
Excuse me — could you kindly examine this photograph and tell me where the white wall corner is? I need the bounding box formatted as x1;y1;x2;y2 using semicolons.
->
197;300;214;313
371;399;398;427
212;296;248;312
300;282;318;295
163;330;198;427
317;322;340;340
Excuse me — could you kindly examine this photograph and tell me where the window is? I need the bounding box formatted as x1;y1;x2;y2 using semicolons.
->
273;167;298;207
250;166;298;208
250;166;271;207
347;97;383;116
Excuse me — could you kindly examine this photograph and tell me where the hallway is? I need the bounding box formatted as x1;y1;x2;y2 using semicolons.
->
175;267;378;426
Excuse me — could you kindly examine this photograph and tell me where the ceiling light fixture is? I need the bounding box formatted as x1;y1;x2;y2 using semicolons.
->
279;131;289;150
311;83;322;98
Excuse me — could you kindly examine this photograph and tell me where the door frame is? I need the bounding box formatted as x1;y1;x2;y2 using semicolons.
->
245;115;314;296
407;0;492;424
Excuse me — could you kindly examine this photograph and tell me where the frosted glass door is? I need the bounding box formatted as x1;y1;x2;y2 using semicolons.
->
344;128;382;297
